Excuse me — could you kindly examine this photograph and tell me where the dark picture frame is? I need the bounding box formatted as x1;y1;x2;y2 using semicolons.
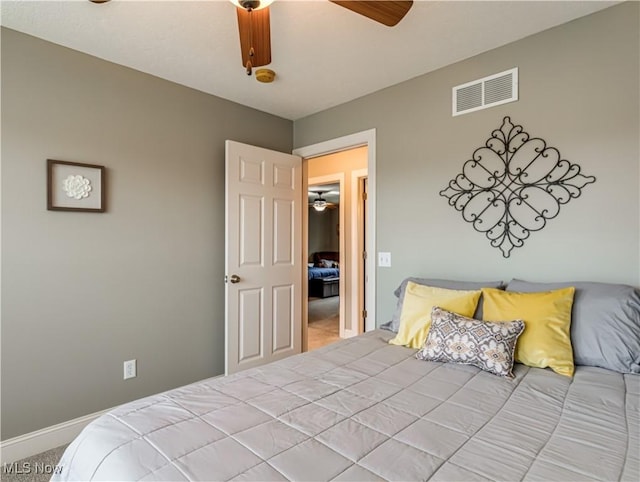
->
47;159;106;212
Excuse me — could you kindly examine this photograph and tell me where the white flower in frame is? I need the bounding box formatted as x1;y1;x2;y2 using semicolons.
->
62;175;92;200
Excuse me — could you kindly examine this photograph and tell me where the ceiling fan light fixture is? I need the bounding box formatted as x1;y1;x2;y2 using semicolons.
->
313;199;328;212
229;0;274;11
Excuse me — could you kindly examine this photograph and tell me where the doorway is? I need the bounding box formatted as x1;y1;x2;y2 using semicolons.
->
303;147;367;351
224;129;375;372
294;129;377;352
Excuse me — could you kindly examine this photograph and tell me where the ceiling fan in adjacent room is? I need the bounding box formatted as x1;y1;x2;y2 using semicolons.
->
309;191;339;212
89;0;414;79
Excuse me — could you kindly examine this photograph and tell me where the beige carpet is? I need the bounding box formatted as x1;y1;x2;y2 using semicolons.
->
308;296;341;351
1;445;68;482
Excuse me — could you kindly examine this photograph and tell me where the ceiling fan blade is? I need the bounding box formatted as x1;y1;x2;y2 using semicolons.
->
236;7;272;68
329;1;413;27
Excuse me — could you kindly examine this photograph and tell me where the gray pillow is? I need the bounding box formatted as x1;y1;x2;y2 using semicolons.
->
416;307;525;378
380;278;505;333
506;279;640;374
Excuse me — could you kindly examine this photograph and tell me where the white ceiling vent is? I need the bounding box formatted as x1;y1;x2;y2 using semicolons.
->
453;68;518;116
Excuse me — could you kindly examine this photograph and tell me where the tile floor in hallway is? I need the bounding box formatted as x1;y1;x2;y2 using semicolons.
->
307;296;341;351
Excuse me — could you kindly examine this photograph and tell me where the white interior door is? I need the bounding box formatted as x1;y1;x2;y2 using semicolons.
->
225;140;302;375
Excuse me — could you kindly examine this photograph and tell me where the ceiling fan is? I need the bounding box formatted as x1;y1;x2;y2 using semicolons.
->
309;191;338;212
229;0;414;78
89;0;414;79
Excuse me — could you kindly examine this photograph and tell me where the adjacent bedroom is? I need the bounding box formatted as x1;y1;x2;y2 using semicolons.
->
307;184;341;350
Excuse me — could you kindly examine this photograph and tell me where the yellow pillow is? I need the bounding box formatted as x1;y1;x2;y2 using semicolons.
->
389;282;481;349
481;287;576;377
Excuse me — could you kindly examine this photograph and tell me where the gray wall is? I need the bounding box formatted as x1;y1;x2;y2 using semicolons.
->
308;207;340;257
1;28;292;440
294;3;640;324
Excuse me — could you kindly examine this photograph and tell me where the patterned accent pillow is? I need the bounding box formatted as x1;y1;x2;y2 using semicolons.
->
416;307;525;378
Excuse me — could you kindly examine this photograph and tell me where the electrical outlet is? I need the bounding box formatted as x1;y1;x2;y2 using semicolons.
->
123;359;136;380
378;252;392;267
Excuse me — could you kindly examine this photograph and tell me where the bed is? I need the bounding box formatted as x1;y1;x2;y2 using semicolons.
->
308;251;340;280
53;278;640;481
308;251;340;298
308;266;340;281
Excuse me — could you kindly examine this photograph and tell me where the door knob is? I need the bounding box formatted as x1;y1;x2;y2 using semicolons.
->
229;274;241;284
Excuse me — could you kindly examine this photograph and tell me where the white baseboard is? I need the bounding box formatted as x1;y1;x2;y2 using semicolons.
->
0;375;230;465
0;375;226;465
0;408;110;464
343;329;358;338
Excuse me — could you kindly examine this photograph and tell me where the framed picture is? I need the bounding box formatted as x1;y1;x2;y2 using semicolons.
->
47;159;106;212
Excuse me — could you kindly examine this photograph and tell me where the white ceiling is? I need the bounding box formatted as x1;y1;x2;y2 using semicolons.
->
1;0;618;121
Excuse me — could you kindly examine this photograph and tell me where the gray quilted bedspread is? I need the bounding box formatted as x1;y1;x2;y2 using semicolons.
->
54;330;639;481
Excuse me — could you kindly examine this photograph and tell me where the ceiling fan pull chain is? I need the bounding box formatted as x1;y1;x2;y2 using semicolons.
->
245;7;255;75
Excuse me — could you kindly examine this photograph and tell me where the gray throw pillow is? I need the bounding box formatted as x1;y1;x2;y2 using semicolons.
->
506;279;640;374
416;307;525;378
380;278;505;333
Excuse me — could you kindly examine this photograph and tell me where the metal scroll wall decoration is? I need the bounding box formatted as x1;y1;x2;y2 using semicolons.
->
440;116;596;258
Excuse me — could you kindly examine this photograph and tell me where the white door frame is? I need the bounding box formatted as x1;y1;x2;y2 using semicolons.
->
351;168;368;336
293;129;376;332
